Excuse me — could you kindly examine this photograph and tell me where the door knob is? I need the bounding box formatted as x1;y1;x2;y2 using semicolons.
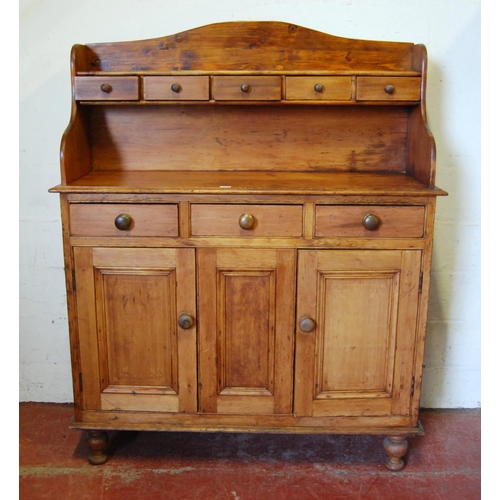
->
178;313;195;330
114;213;133;230
362;213;380;231
239;213;255;230
299;317;316;333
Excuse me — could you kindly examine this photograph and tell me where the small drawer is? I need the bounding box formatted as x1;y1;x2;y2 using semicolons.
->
356;77;421;101
70;204;179;237
286;76;352;100
143;76;209;100
315;205;425;238
213;76;282;101
74;77;140;101
191;205;303;237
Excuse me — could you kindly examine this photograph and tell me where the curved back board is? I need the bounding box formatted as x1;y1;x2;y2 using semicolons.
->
73;21;419;74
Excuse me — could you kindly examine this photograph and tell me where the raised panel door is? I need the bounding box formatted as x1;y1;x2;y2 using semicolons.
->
197;248;296;415
295;250;421;418
73;247;197;413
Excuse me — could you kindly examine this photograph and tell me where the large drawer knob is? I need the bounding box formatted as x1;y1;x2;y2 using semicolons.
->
362;213;380;231
314;83;324;93
100;83;112;93
239;212;255;230
171;83;181;93
114;213;133;230
299;317;316;333
241;83;251;93
178;313;195;330
384;84;395;95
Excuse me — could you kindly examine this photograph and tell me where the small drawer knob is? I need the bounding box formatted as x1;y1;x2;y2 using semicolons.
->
178;313;195;330
239;213;255;230
241;83;250;93
100;83;112;93
114;213;133;231
314;83;324;93
384;84;395;95
299;317;316;333
171;83;181;93
362;214;380;231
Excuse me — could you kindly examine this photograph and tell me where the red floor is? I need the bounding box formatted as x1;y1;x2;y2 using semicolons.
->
19;403;480;499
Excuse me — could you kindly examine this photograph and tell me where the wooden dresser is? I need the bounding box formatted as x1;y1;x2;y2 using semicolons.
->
50;21;446;470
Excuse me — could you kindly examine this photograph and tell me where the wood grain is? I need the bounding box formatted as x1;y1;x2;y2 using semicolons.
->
315;205;425;238
356;77;421;101
143;76;209;100
286;76;352;100
85;105;410;173
213;76;281;100
69;203;178;237
191;204;303;237
74;22;416;73
74;77;139;101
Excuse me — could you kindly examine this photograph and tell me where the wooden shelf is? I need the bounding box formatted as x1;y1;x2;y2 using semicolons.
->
51;170;446;196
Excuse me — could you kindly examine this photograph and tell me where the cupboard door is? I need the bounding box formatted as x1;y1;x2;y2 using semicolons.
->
295;250;421;418
74;247;197;413
198;248;296;415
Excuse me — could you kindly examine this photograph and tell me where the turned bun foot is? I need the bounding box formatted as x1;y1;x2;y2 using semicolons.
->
85;430;109;465
383;435;408;471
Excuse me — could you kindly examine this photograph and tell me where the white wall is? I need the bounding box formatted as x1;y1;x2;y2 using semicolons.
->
19;0;481;407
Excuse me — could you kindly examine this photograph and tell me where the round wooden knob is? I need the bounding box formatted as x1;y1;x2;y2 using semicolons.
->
171;83;181;93
114;213;133;230
178;313;195;330
362;214;380;231
239;213;255;230
314;83;324;93
100;83;112;93
299;317;316;333
241;83;250;93
384;84;395;95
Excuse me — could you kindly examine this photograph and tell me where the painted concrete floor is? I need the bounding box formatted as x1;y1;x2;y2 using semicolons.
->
19;404;480;499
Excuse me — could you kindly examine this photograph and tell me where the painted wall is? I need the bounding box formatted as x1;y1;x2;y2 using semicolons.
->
19;0;481;407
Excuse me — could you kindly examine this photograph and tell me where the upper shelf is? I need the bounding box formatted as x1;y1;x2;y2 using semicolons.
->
57;22;440;191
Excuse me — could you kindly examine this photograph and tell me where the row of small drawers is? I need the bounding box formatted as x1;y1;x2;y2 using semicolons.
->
69;204;425;238
74;76;421;102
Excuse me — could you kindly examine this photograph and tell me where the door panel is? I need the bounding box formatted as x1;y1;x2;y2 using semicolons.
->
198;248;296;415
74;247;197;413
295;250;421;418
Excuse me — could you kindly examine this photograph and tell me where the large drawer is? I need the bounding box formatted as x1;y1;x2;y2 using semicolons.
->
356;77;421;101
70;204;179;237
212;76;282;101
74;77;140;101
285;76;352;100
191;204;303;237
315;205;425;238
143;76;209;100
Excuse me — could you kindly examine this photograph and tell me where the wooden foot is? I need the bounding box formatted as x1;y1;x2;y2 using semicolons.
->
383;435;408;471
85;430;109;465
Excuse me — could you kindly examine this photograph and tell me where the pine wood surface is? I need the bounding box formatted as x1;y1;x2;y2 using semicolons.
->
52;22;448;467
73;21;417;74
51;170;446;196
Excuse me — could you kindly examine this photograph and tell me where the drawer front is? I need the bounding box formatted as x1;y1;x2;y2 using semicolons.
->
143;76;209;100
74;77;140;101
191;205;303;237
70;204;179;237
315;205;425;238
285;76;352;100
356;77;421;101
213;76;282;101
